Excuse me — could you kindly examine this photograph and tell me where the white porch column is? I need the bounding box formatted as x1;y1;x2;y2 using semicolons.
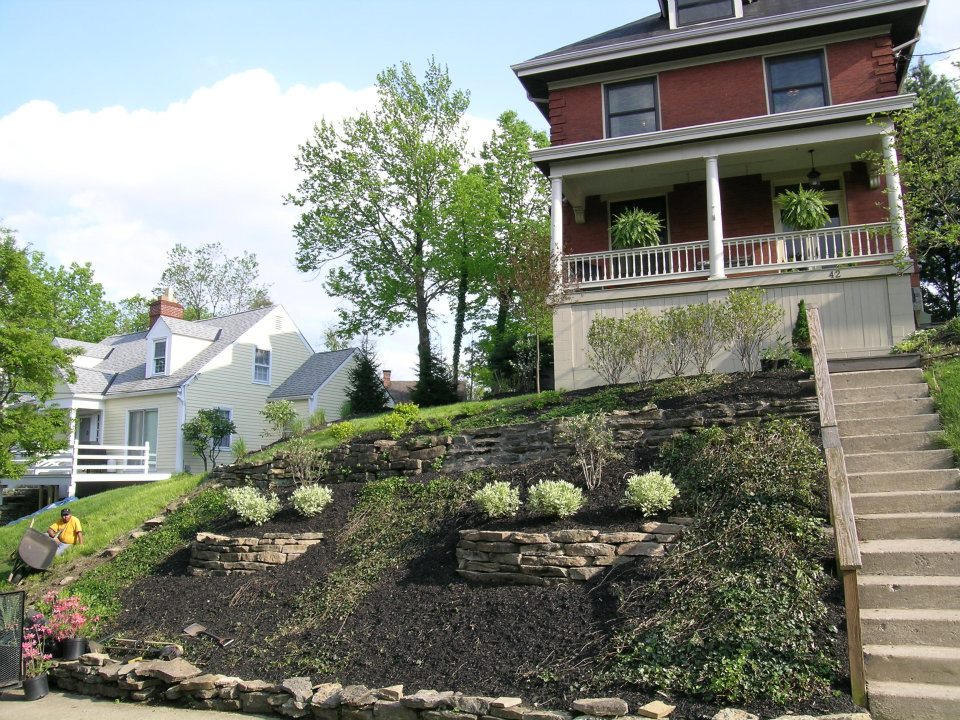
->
705;155;726;279
550;176;564;279
882;131;909;255
67;407;78;448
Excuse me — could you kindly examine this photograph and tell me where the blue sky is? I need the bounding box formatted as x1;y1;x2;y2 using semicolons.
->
1;1;957;376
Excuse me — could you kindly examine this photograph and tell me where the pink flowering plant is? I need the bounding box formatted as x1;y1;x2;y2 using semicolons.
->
21;624;53;678
37;591;98;640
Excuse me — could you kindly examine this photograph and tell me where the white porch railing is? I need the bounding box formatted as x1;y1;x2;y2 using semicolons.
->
14;443;155;478
565;222;896;288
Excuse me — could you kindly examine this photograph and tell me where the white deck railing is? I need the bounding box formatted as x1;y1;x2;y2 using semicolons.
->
565;222;895;287
14;443;155;478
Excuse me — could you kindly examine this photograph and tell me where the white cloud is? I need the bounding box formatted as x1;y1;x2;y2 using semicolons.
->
0;69;497;376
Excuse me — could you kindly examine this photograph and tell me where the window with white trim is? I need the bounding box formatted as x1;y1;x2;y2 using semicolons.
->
212;408;233;449
152;339;167;375
605;78;659;138
253;348;271;384
675;0;736;26
766;51;829;114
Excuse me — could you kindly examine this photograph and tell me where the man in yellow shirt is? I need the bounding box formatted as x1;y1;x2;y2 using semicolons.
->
48;508;83;554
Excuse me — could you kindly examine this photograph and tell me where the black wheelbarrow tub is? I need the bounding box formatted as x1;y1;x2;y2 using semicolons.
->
17;528;58;570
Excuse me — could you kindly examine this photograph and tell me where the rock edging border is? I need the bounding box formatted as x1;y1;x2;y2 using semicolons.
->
188;531;325;576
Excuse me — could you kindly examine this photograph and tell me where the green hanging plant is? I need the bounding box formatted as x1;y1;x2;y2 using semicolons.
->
611;207;663;249
776;186;830;231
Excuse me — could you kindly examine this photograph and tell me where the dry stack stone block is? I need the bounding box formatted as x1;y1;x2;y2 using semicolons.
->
188;532;324;576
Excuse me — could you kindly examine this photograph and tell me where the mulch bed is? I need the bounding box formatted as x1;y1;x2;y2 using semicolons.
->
107;371;856;719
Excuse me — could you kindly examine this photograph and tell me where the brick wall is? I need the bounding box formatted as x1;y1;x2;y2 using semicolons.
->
563;198;610;254
660;56;767;129
549;84;603;145
827;36;898;104
844;161;888;225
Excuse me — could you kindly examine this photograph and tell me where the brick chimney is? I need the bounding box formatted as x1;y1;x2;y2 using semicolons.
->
149;288;184;329
382;370;392;387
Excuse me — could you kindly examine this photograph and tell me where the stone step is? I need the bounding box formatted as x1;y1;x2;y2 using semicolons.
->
857;512;960;540
845;449;954;474
860;539;960;576
829;354;922;373
849;469;960;494
868;680;960;720
840;414;941;438
842;431;941;454
830;368;925;390
861;608;960;647
859;575;960;610
864;644;960;686
836;397;937;421
834;383;930;404
853;490;960;515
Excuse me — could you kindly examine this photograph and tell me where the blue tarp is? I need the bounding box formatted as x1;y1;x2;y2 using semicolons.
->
5;496;79;526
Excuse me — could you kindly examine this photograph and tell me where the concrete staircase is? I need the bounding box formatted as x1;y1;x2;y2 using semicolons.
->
832;364;960;719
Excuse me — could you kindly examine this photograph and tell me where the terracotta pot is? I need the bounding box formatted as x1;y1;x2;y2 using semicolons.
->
61;637;87;660
22;673;49;700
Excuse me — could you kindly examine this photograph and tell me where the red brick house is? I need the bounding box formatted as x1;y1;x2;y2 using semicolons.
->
513;0;928;389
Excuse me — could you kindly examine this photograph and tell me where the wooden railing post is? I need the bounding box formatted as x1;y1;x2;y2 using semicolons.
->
807;305;867;709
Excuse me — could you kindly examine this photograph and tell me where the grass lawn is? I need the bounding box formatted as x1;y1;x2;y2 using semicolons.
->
925;357;960;458
0;473;204;583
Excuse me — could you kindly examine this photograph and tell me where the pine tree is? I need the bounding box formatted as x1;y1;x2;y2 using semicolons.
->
410;348;458;407
346;338;391;414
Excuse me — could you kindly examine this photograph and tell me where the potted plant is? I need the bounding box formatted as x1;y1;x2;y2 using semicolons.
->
775;186;830;232
760;336;792;371
40;591;97;660
611;207;663;249
21;624;53;700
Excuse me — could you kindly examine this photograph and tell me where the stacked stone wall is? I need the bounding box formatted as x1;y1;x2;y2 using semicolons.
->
188;531;324;576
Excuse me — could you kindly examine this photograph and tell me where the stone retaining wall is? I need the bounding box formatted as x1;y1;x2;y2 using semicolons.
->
210;396;817;492
457;520;691;585
188;532;324;576
48;653;867;720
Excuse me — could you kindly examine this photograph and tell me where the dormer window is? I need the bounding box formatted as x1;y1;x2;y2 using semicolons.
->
606;78;659;138
253;348;271;384
670;0;740;28
153;339;167;375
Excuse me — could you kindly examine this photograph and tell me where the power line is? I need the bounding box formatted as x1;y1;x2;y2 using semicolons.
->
915;46;960;58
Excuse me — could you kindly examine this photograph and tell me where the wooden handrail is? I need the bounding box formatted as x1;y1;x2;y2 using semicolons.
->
807;305;867;708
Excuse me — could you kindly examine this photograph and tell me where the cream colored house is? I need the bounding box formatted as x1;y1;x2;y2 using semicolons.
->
39;293;316;485
267;347;359;423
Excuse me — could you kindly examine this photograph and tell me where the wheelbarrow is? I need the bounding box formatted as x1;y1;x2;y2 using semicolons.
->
7;526;58;584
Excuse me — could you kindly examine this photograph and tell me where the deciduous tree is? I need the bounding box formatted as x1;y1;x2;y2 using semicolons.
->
28;253;121;342
182;408;236;471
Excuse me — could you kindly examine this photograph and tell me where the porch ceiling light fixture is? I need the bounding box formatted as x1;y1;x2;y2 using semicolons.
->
806;149;822;187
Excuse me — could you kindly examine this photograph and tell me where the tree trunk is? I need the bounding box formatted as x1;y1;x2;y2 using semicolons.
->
415;282;431;382
452;263;469;384
946;247;959;318
495;293;510;337
535;332;541;394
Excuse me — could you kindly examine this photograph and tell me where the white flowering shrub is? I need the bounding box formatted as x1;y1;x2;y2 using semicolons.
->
472;481;521;519
623;471;679;515
527;480;584;519
292;484;334;517
224;486;280;526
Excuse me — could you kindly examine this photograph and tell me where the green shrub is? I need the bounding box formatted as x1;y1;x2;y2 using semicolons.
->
556;412;621;490
587;315;635;386
308;408;327;429
723;288;783;374
284;437;330;485
291;484;334;517
472;481;521;518
527;480;584;518
230;437;248;462
624;309;662;385
688;301;731;375
260;400;298;438
379;402;420;439
224;486;280;526
792;300;811;349
660;305;698;377
623;471;679;515
393;402;420;422
789;349;814;372
328;421;357;444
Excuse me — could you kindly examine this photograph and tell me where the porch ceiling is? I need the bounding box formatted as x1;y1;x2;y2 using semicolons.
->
563;134;883;198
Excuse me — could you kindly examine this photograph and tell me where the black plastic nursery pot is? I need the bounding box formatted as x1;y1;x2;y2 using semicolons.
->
22;673;48;700
61;637;87;660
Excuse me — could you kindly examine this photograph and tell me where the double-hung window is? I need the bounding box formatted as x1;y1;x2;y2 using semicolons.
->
152;339;167;375
606;78;658;138
253;348;271;384
675;0;736;26
766;51;829;114
212;408;233;449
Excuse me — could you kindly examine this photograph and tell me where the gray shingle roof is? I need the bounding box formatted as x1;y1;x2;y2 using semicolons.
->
160;316;221;341
54;337;113;359
69;367;115;394
268;348;357;400
60;306;276;396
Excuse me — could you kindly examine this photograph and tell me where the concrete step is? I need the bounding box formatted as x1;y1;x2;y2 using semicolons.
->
860;539;960;576
829;354;922;373
834;383;930;404
864;644;960;686
836;397;936;420
857;512;960;540
830;368;925;390
849;469;960;494
860;575;960;610
853;490;960;515
840;414;941;438
845;449;954;474
861;608;960;646
868;680;960;720
842;431;941;454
